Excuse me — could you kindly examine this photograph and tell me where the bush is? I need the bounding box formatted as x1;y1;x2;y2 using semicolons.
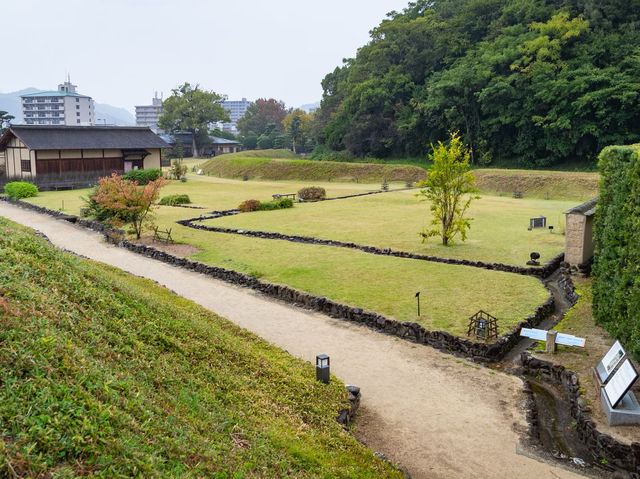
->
159;194;191;205
4;181;39;199
298;186;326;201
238;199;261;212
258;198;294;211
123;168;163;185
593;144;640;360
168;160;188;180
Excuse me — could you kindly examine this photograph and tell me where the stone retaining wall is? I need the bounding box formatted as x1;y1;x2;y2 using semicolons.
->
179;211;564;279
520;353;640;475
1;196;558;362
336;385;361;428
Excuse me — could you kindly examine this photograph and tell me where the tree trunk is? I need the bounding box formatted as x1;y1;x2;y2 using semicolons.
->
191;131;199;158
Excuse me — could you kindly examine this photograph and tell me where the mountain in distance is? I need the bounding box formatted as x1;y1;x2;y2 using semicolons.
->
0;88;135;126
298;101;320;113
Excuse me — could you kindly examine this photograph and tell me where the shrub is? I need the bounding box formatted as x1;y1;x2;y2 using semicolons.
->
238;199;261;212
593;144;640;360
298;186;326;201
123;168;163;185
159;194;191;205
168;160;188;180
4;181;38;199
258;198;294;211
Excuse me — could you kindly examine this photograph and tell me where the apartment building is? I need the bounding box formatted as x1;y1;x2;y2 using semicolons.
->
135;92;163;132
21;79;95;126
221;97;250;134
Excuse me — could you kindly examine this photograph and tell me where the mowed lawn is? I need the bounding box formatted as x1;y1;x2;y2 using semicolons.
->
205;188;572;265
25;176;554;337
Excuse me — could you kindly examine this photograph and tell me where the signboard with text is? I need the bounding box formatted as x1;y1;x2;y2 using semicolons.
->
604;359;638;409
596;340;626;383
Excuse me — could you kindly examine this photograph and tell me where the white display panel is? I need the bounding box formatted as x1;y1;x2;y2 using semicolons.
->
596;340;625;383
604;359;638;408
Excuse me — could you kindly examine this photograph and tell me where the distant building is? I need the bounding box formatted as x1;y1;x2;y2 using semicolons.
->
21;78;95;126
221;98;250;134
0;125;167;183
135;92;163;132
160;132;241;157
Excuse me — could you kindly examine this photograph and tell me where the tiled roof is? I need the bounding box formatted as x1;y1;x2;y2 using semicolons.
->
564;197;598;216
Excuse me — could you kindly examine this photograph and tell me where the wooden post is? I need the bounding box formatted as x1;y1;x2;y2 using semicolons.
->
546;330;558;354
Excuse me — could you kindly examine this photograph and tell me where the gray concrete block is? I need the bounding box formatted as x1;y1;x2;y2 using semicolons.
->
600;388;640;426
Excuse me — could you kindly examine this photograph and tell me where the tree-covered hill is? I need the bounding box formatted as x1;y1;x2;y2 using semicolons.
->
314;0;640;168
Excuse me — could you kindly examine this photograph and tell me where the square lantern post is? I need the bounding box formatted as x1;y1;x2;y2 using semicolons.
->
316;354;330;384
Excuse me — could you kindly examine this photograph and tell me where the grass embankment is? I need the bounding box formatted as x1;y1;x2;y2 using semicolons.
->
472;169;599;201
200;156;426;184
0;218;401;478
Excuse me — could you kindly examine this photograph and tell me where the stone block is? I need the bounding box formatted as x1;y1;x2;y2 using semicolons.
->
600;389;640;426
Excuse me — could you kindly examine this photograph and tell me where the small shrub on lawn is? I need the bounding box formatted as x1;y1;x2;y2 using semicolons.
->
259;198;294;211
298;186;326;201
159;194;191;205
168;160;188;180
4;181;39;199
123;168;163;185
238;199;261;212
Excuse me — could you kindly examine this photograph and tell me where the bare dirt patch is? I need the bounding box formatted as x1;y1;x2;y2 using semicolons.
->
134;236;202;257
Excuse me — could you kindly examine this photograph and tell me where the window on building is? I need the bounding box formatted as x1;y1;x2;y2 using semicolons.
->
76;105;80;110
76;112;80;117
38;120;45;124
76;98;79;102
77;119;80;124
21;160;31;172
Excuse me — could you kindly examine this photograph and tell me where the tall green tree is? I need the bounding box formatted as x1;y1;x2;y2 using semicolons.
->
236;98;288;145
282;109;313;153
416;132;479;246
158;83;229;158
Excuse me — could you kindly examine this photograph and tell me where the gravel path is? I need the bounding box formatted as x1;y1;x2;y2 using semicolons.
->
0;202;584;479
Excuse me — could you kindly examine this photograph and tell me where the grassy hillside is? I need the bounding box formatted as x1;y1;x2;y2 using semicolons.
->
0;218;400;478
472;169;599;201
200;156;427;183
215;149;301;160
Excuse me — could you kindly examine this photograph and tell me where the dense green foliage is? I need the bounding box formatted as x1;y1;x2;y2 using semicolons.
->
158;83;230;157
237;98;289;150
315;0;640;167
258;197;294;211
122;168;163;185
0;110;14;134
159;194;191;205
0;219;400;478
417;133;479;245
3;181;38;199
592;144;640;360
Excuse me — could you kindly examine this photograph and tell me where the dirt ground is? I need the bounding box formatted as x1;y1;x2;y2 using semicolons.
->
134;235;202;256
0;202;587;479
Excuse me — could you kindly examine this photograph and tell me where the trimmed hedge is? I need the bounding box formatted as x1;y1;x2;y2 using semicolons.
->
159;194;191;205
4;181;38;199
259;198;294;211
298;186;326;201
123;168;163;185
593;144;640;360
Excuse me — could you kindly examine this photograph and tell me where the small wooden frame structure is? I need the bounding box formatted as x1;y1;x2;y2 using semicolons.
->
152;226;173;244
467;310;499;341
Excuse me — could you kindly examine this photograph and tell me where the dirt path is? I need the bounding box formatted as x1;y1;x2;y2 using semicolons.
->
0;202;585;479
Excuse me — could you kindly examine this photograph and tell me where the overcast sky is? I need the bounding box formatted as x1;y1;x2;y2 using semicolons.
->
2;0;410;113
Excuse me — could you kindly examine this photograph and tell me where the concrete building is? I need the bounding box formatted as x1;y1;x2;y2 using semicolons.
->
221;98;250;134
0;125;167;184
136;93;164;132
21;79;95;126
564;198;598;272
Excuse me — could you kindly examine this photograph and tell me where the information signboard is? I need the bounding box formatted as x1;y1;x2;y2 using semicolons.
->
596;340;626;383
520;328;547;341
604;359;638;409
556;333;586;347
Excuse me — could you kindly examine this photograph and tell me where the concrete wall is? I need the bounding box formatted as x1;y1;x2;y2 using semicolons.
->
62;97;94;126
565;213;595;266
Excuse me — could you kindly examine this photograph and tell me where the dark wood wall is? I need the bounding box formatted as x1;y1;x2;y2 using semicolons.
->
35;157;124;175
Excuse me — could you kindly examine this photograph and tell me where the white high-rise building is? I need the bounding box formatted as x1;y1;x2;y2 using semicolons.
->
135;92;164;132
221;98;250;134
21;78;95;126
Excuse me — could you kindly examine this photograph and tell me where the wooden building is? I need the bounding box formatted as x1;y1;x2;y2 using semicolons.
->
0;125;168;183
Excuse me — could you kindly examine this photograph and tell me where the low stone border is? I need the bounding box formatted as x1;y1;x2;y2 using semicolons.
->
520;353;640;474
337;385;361;428
179;211;564;279
2;196;557;362
304;186;419;203
160;203;206;209
557;274;580;307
